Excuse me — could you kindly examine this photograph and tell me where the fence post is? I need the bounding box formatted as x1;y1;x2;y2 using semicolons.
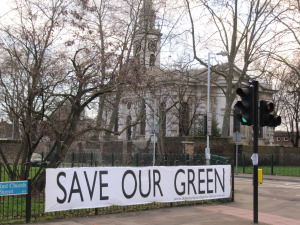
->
164;154;168;166
136;153;139;167
72;152;75;168
243;154;245;173
26;179;32;223
111;153;114;167
90;152;93;167
231;162;234;202
0;163;2;181
271;154;274;175
186;154;189;165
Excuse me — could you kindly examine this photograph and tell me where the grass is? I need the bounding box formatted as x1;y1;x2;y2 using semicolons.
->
1;164;44;182
237;166;300;177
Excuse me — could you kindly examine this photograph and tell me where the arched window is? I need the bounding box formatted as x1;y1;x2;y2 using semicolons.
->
149;54;155;66
179;102;190;136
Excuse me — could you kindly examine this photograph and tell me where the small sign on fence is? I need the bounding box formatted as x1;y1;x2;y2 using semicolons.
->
0;181;28;196
0;180;31;223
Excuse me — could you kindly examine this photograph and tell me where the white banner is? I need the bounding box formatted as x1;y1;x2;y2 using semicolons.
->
45;165;231;212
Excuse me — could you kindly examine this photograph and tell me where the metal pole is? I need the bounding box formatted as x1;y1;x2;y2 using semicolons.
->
153;99;156;166
26;179;32;223
206;53;211;165
236;142;238;175
252;81;259;224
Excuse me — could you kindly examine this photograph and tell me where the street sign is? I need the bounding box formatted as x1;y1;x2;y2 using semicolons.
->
0;181;28;196
233;131;241;142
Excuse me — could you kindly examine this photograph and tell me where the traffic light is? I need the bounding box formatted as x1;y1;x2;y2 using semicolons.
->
260;100;281;127
234;86;254;126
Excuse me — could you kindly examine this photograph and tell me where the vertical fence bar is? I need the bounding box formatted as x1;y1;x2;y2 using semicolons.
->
72;152;75;168
164;154;168;166
231;162;234;202
26;179;32;223
111;153;114;167
243;154;245;173
271;154;274;175
90;152;93;167
136;153;139;167
186;154;189;165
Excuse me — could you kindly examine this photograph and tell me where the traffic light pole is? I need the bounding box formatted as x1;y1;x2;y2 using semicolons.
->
252;80;259;224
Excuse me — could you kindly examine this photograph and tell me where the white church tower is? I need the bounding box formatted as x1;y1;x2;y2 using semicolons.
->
133;0;162;68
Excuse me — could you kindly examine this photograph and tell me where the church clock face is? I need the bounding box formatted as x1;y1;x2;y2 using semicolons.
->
148;40;157;52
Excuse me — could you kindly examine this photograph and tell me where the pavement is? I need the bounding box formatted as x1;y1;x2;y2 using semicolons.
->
14;174;300;225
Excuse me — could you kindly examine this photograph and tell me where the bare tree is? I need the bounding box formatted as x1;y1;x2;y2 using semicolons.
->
266;61;300;147
0;0;69;180
260;0;300;145
185;0;282;137
0;0;144;186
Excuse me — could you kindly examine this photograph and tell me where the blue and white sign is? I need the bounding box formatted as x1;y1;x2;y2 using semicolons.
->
0;181;28;196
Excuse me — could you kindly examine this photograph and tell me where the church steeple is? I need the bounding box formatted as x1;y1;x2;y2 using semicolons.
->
139;0;156;31
134;0;162;68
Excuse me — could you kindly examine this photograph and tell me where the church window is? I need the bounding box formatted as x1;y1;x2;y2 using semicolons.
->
179;102;190;136
149;54;155;66
127;102;132;110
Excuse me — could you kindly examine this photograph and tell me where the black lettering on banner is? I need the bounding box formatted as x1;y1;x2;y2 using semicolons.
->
206;168;213;194
122;170;137;199
99;171;109;200
215;168;225;192
174;169;185;195
84;171;97;200
188;169;196;195
68;172;84;203
153;170;163;197
57;172;67;204
139;170;151;198
198;169;205;194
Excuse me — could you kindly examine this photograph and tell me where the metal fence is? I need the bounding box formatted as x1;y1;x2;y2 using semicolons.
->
237;153;300;176
0;152;231;224
2;151;300;223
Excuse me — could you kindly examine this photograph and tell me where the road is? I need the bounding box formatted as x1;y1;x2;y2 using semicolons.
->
234;176;300;220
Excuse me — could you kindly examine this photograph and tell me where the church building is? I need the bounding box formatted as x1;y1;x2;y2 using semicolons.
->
99;0;277;147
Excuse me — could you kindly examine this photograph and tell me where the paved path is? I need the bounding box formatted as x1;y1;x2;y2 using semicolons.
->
15;175;300;225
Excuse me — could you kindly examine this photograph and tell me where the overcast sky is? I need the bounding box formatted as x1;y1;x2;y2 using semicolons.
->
0;0;10;17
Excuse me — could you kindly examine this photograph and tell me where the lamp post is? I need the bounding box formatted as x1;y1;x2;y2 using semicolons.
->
206;51;228;165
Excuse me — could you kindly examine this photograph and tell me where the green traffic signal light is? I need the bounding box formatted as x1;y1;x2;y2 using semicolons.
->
234;86;254;126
